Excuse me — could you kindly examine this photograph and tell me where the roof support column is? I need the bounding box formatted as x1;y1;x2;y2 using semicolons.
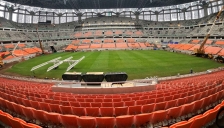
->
201;1;209;17
7;5;15;21
134;11;140;20
77;13;83;24
155;11;159;21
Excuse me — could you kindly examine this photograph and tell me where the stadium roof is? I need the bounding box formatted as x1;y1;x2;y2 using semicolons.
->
4;0;200;9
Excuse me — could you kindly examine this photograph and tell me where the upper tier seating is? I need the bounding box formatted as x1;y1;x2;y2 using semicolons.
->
116;43;128;48
72;40;80;45
104;39;114;43
77;44;90;49
102;43;116;48
65;44;78;51
188;44;209;51
4;44;14;49
204;46;222;54
82;39;91;44
215;40;224;45
90;44;102;49
13;50;30;57
128;43;140;48
23;48;40;54
116;39;125;43
218;49;224;56
139;43;147;48
191;40;200;44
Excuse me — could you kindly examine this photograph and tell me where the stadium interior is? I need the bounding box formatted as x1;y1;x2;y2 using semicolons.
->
0;0;224;127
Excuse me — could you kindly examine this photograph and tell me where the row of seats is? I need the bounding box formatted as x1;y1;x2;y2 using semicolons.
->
0;109;41;128
66;42;151;51
72;39;147;44
74;30;144;38
0;86;223;128
165;101;224;128
2;84;220;111
1;83;222;116
0;70;222;127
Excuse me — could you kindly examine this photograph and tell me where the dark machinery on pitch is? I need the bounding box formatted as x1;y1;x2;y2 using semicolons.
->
0;53;12;68
194;6;224;58
36;28;45;54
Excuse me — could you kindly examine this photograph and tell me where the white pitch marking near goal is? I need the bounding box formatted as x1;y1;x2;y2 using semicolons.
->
30;57;62;71
47;56;73;72
66;56;85;72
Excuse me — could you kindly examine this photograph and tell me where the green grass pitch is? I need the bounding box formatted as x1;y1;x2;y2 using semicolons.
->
6;50;223;80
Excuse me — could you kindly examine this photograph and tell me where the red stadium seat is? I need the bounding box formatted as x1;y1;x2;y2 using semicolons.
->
60;115;78;128
77;116;96;128
165;99;177;109
80;102;91;107
154;102;166;111
100;107;114;117
10;117;26;128
167;106;182;123
169;120;193;128
91;102;102;107
86;107;100;117
21;106;36;122
102;102;113;107
135;113;153;127
189;114;208;128
180;102;195;119
22;123;42;128
39;102;51;112
30;101;41;110
113;98;122;102
151;110;168;127
116;115;134;128
113;102;124;107
44;112;61;127
60;105;73;114
128;105;142;115
103;98;113;102
96;117;115;128
142;103;155;113
124;101;135;106
32;109;48;126
49;104;62;113
72;107;86;116
114;107;128;116
135;100;146;105
69;101;80;107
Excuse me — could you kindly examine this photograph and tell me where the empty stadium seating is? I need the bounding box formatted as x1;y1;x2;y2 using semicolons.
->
0;69;224;128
